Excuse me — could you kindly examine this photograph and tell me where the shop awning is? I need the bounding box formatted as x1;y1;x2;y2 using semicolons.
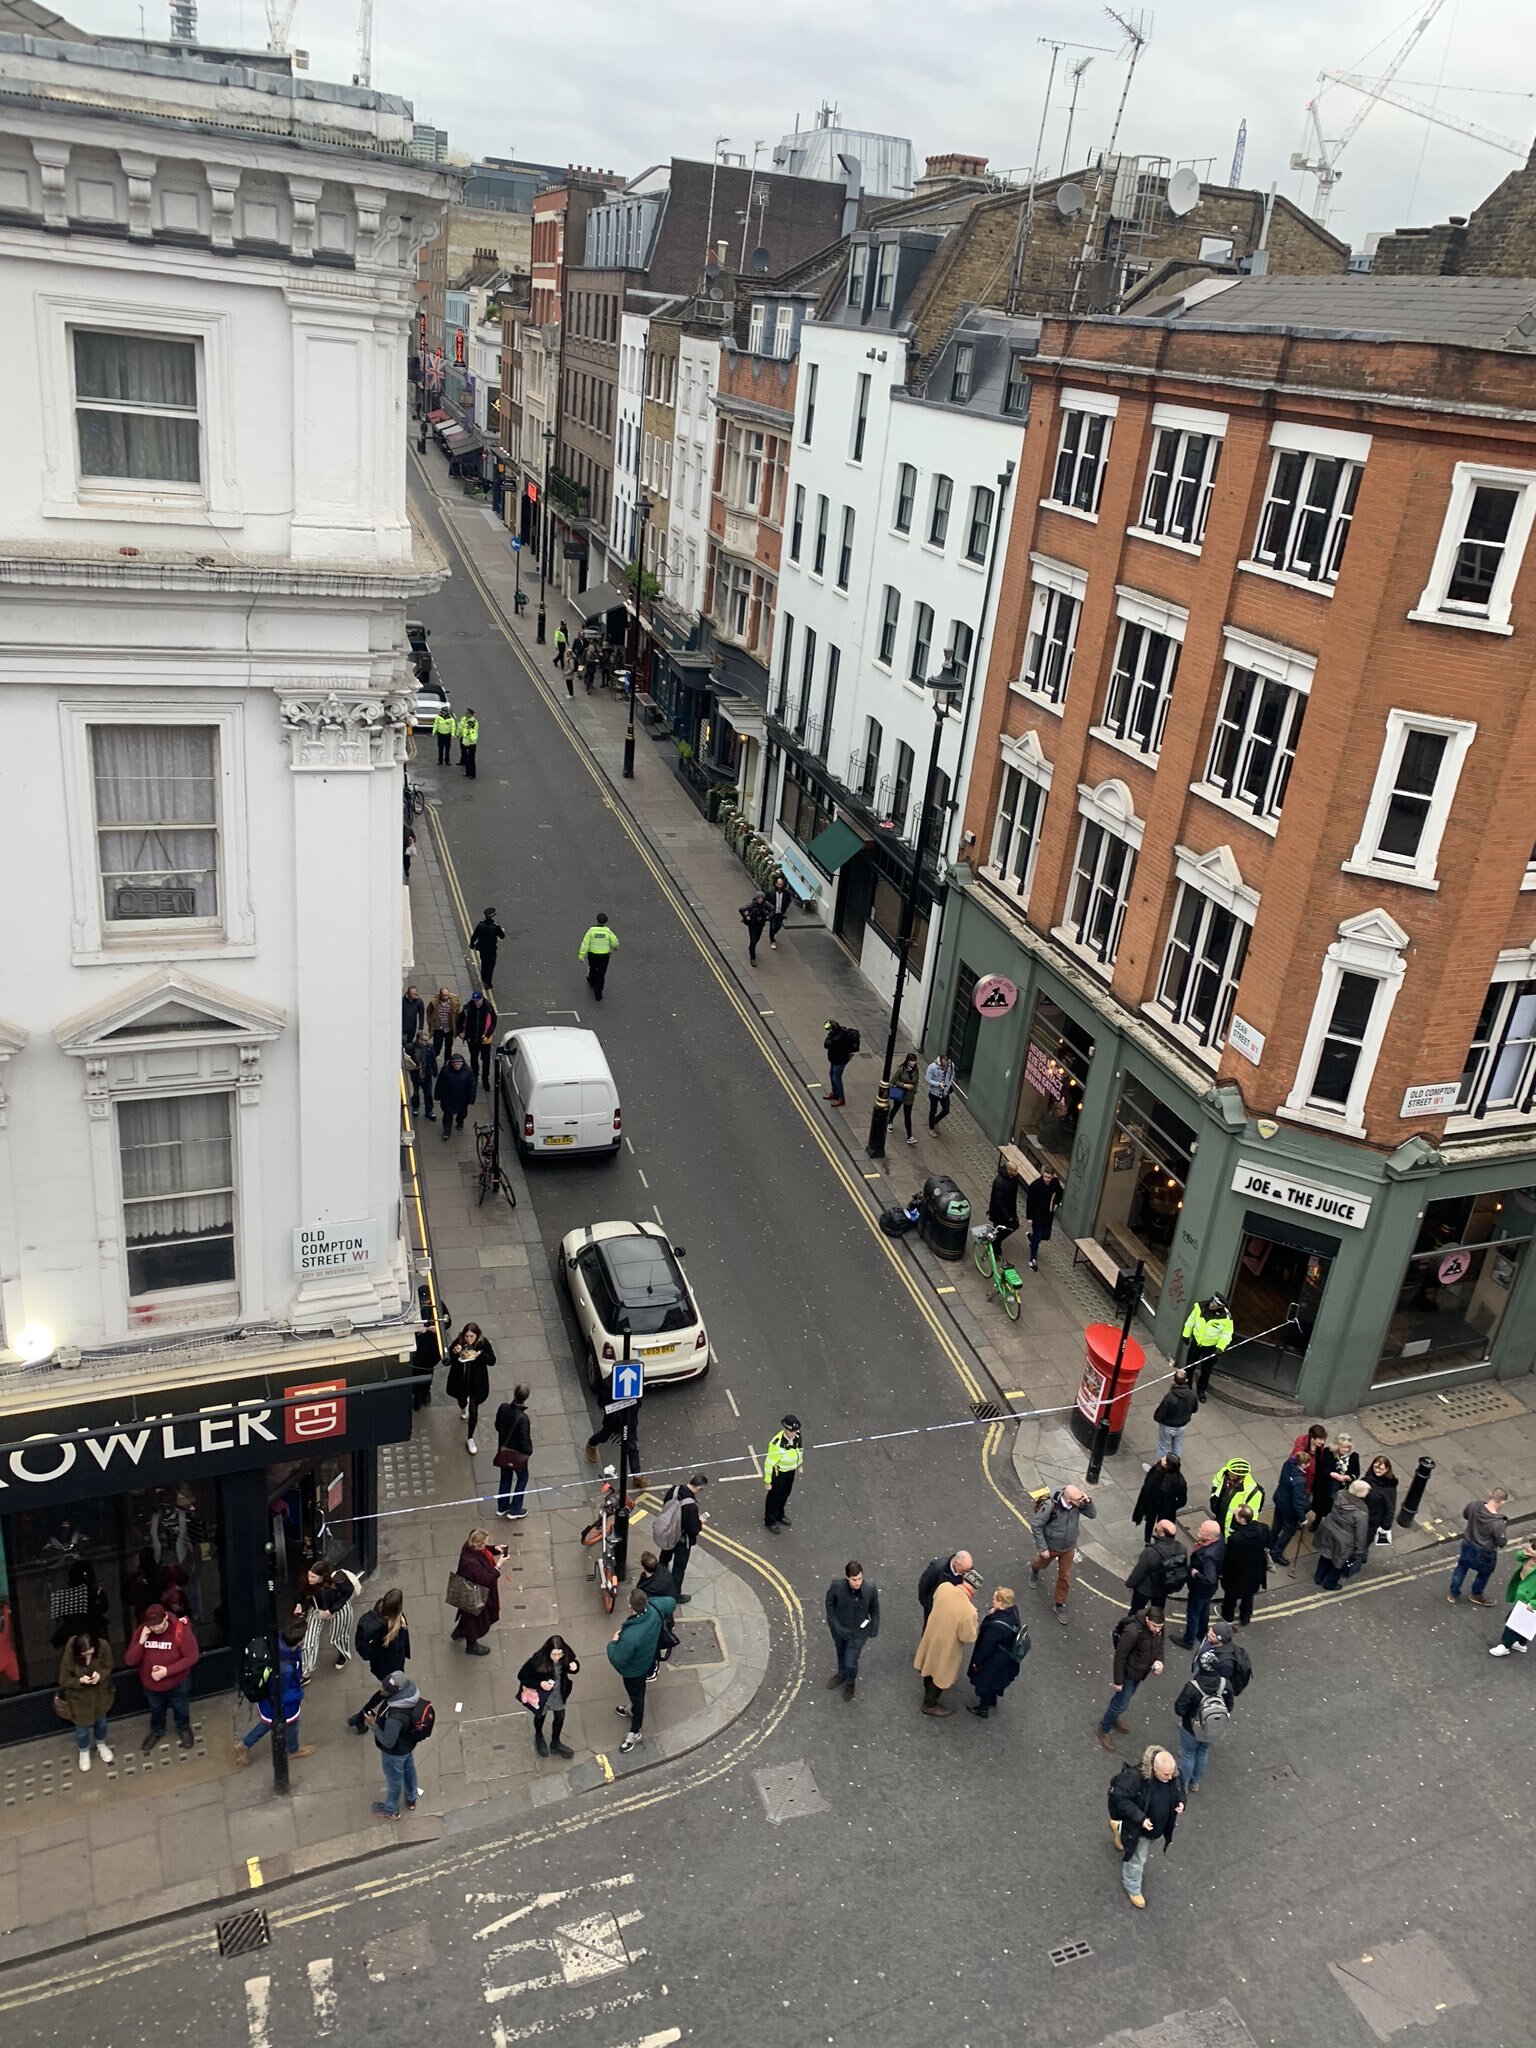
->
805;819;866;876
581;581;629;624
775;846;823;902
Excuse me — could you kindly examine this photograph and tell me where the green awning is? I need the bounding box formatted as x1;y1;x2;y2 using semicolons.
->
805;819;865;877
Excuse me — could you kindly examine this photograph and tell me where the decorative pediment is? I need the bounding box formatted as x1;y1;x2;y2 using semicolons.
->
1173;842;1259;920
1000;727;1053;783
54;969;285;1056
1077;777;1145;849
0;1018;27;1061
1337;908;1411;953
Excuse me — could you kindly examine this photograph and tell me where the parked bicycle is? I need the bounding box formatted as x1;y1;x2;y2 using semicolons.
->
474;1123;517;1210
579;1464;632;1612
973;1223;1024;1322
403;774;427;818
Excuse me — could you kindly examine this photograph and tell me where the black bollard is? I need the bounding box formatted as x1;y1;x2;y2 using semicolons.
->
1397;1453;1435;1528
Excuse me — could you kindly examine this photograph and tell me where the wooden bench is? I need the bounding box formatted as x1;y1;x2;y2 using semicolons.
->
998;1143;1040;1188
1072;1236;1123;1293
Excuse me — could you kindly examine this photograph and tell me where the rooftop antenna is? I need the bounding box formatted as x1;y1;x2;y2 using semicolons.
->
1229;117;1247;186
740;140;765;269
1070;6;1150;314
704;134;730;264
1008;34;1113;314
1060;54;1100;174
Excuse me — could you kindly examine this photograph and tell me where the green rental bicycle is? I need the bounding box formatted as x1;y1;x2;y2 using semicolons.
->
973;1225;1024;1321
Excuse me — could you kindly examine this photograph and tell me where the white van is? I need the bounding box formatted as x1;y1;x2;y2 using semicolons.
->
498;1027;621;1160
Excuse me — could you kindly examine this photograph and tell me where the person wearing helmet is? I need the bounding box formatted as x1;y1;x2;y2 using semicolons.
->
1182;1293;1234;1404
763;1415;804;1532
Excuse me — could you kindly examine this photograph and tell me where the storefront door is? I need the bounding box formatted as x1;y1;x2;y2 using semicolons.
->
1089;1075;1195;1309
834;855;874;959
947;965;981;1085
1226;1213;1339;1396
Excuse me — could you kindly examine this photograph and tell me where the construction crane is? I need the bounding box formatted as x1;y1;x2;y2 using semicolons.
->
1229;118;1247;187
264;0;298;54
1291;0;1451;224
265;0;374;83
353;0;373;87
1323;72;1526;159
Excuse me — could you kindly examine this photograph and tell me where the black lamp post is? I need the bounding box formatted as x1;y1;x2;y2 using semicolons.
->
623;491;652;782
536;423;555;646
866;654;965;1163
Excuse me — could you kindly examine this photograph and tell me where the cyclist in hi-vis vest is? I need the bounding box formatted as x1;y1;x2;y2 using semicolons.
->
1183;1295;1234;1405
763;1415;804;1533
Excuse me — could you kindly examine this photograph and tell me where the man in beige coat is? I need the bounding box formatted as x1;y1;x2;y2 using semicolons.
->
914;1577;978;1717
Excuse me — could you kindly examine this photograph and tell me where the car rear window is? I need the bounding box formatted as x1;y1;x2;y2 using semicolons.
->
598;1237;693;1334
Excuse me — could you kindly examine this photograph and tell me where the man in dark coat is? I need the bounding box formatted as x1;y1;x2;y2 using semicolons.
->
967;1586;1023;1718
917;1550;974;1620
1178;1520;1225;1648
459;990;498;1089
1023;1167;1063;1272
1126;1521;1187;1618
765;872;793;949
1218;1503;1271;1626
739;896;770;966
823;1021;860;1107
405;1032;437;1122
401;984;425;1046
1096;1606;1166;1750
825;1560;880;1700
434;1052;476;1139
1132;1454;1187;1546
1108;1746;1185;1907
1269;1446;1313;1568
470;909;506;991
1153;1370;1198;1458
985;1156;1022;1261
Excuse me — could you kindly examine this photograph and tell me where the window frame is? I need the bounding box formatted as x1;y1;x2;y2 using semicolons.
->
118;1087;238;1304
965;483;995;565
789;483;804;562
1003;354;1029;417
800;362;818;446
1098;615;1181;761
928;474;953;549
909;601;935;684
747;303;765;354
890;740;916;829
1284;910;1409;1135
1412;461;1536;634
893;462;916;534
1135;407;1226;549
772;306;794;360
874;241;898;310
1046;390;1117;519
1017;558;1086;712
812;494;829;577
949;343;974;406
859;716;883;802
846;244;869;309
836;505;855;591
1345;709;1476;890
1054;779;1144;976
877;584;901;667
1450;952;1536;1126
1150;850;1258;1058
984;733;1053;908
1197;632;1314;831
1246;425;1369;591
851;372;871;462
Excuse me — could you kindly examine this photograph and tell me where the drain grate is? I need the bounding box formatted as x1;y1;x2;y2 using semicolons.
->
1367;1381;1527;1446
216;1909;271;1959
1049;1938;1093;1967
667;1617;725;1667
972;1398;1002;1421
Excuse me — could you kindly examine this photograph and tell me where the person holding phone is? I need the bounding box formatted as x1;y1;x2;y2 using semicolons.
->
449;1527;506;1657
517;1635;579;1756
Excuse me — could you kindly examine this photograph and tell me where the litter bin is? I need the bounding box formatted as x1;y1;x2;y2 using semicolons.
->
1068;1322;1148;1454
920;1174;971;1262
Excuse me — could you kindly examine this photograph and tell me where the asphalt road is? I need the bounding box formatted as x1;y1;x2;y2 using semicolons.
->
9;478;1530;2048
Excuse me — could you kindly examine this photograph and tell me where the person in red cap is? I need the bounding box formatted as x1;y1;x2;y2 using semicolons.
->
125;1601;200;1750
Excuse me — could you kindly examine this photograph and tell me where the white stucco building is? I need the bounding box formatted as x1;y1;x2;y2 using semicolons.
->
672;333;720;618
0;25;456;1736
612;309;650;567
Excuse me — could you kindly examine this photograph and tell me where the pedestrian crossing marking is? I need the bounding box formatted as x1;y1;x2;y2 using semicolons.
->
484;1910;644;2002
491;1987;652;2044
242;1976;272;2048
307;1958;337;2035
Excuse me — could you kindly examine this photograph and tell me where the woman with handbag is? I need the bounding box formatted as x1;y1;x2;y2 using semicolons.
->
57;1632;115;1771
296;1561;362;1679
445;1323;496;1456
348;1588;410;1732
448;1527;507;1656
517;1635;579;1758
493;1383;534;1519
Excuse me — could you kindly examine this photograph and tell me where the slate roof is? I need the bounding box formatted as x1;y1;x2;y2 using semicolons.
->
1157;273;1536;352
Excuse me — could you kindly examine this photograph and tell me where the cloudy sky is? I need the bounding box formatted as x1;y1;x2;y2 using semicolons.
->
73;0;1535;248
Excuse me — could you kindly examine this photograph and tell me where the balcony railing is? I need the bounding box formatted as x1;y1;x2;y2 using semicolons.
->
547;467;590;518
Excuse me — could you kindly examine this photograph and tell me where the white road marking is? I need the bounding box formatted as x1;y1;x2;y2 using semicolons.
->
622;2033;681;2047
470;1874;634;1938
725;1387;740;1418
243;1976;272;2048
307;1958;337;2034
651;1205;664;1229
484;1910;646;2002
637;1169;649;1188
491;1988;652;2043
624;1136;635;1154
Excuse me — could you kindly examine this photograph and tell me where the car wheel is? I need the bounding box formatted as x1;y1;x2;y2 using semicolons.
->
584;1342;604;1396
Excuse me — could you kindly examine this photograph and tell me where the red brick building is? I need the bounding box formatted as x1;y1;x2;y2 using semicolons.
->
934;273;1536;1413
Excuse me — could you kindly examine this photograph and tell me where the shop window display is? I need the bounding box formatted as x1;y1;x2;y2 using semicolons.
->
1089;1076;1196;1306
1376;1185;1536;1382
1015;992;1094;1178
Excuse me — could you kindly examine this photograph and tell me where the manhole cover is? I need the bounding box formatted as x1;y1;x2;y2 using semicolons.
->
1367;1382;1527;1446
668;1618;725;1667
754;1760;828;1823
1087;2003;1260;2048
1050;1939;1093;1967
1328;1931;1477;2041
217;1909;271;1959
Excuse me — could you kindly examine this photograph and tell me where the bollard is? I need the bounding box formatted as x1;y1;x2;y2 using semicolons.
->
1397;1453;1434;1528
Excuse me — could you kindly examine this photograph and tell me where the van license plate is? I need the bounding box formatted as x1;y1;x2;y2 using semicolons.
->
544;1135;574;1146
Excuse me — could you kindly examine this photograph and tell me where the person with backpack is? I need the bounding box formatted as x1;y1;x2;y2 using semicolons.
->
1126;1521;1188;1618
762;1417;803;1532
493;1382;533;1518
1132;1454;1187;1546
984;1155;1022;1263
1095;1605;1166;1752
1028;1483;1095;1623
825;1559;880;1701
652;1474;709;1600
517;1635;579;1758
1178;1520;1225;1649
966;1585;1024;1719
739;895;770;966
1153;1369;1198;1459
458;989;498;1089
370;1669;432;1818
1219;1504;1271;1627
1174;1644;1234;1792
1190;1618;1252;1698
924;1051;956;1131
636;1553;681;1677
1107;1745;1185;1908
235;1620;313;1765
607;1590;664;1754
406;1031;438;1123
823;1021;860;1107
1313;1478;1371;1591
348;1590;410;1731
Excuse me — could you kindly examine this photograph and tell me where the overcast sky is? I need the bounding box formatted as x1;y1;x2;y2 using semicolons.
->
73;0;1536;248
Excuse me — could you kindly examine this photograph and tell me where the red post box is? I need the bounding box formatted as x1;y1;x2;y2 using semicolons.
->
1069;1322;1147;1455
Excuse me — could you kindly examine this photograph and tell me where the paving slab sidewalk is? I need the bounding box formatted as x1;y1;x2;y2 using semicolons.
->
412;449;1536;1583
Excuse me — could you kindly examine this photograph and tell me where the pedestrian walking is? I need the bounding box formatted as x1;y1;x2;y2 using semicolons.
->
369;1670;430;1819
1313;1479;1371;1591
765;871;792;948
1268;1443;1312;1569
967;1586;1024;1718
578;913;620;1002
891;1052;921;1145
1132;1454;1187;1547
448;1527;506;1655
434;1050;476;1139
457;707;480;777
1178;1520;1224;1647
914;1576;978;1717
470;908;506;990
406;1031;437;1122
1364;1456;1398;1547
1153;1369;1198;1459
348;1589;410;1731
552;621;568;669
1209;1455;1264;1535
608;1590;663;1752
1218;1506;1270;1627
924;1051;956;1130
402;984;425;1045
584;1393;643;1486
459;989;497;1089
296;1561;361;1678
1182;1294;1234;1403
518;1636;579;1757
1029;1483;1096;1623
635;1553;681;1678
57;1632;116;1771
562;653;575;699
1107;1745;1185;1907
432;701;456;765
650;1474;709;1600
1095;1606;1165;1751
823;1020;860;1107
428;985;460;1061
1488;1545;1536;1657
446;1322;495;1454
762;1416;803;1531
985;1153;1022;1262
402;827;416;882
825;1561;880;1700
236;1622;313;1765
582;647;598;693
917;1550;975;1620
1126;1521;1187;1618
1023;1165;1063;1271
1189;1617;1251;1695
739;895;769;965
1174;1646;1234;1794
125;1602;199;1750
1448;1487;1510;1605
492;1382;532;1518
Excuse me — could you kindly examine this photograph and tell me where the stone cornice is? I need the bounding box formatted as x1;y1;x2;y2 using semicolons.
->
0;554;448;602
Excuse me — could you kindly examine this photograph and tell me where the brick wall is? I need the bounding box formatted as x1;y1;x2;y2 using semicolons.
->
1374;142;1536;277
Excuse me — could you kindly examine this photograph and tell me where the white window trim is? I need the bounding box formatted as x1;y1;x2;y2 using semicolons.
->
1219;626;1316;696
1269;421;1371;464
1189;780;1280;840
1150;401;1229;436
1343;709;1476;891
1060;387;1119;419
59;700;255;964
1170;842;1259;922
1238;557;1338;602
983;731;1054;907
1114;585;1189;642
1126;524;1206;559
1410;460;1536;635
38;294;243;526
1028;552;1088;601
1283;909;1409;1136
1445;944;1536;1132
1074;776;1145;849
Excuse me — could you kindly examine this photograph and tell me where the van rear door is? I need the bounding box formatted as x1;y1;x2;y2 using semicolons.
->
534;1080;582;1149
580;1078;619;1150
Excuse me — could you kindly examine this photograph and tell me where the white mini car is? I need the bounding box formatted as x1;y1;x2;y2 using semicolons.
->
558;1221;711;1391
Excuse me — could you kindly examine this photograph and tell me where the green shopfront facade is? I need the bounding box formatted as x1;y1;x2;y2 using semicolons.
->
933;883;1536;1416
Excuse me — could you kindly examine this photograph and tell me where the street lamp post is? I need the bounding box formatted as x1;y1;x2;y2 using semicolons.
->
866;655;966;1163
536;424;555;645
623;491;652;782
